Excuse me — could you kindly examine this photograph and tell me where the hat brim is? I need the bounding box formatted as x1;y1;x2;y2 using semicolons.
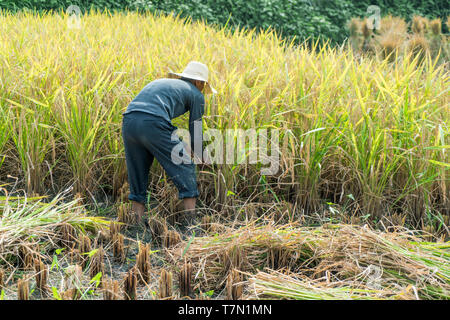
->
168;72;217;94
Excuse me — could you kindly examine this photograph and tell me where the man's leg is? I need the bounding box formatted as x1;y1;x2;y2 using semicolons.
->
140;120;200;228
122;114;154;223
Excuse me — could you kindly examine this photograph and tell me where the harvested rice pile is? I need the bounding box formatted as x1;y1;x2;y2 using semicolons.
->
167;223;450;300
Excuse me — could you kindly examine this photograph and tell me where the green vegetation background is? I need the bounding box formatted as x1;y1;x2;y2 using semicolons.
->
2;0;448;43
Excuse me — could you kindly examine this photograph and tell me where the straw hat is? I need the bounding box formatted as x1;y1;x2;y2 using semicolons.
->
168;61;217;94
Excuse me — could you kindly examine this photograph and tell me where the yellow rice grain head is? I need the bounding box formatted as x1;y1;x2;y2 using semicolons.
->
136;241;151;285
123;267;137;300
163;230;182;249
34;259;49;293
178;261;193;297
159;269;173;299
147;215;168;244
379;15;407;35
379;33;403;62
226;269;243;300
17;278;29;300
113;233;126;263
89;246;105;285
408;34;430;63
412;16;429;35
103;276;121;300
430;19;442;36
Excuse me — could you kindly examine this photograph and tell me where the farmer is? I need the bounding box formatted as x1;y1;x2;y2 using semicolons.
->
121;61;215;228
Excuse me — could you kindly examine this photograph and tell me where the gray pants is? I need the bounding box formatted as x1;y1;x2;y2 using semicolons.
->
122;111;199;204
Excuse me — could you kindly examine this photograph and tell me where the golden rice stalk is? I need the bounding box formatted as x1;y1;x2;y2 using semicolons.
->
226;269;243;300
113;233;126;263
89;246;105;284
348;18;361;38
430;19;442;36
103;276;121;300
159;269;173;299
245;270;417;300
379;33;402;62
17;278;29;300
411;16;429;34
18;245;36;271
136;241;151;285
201;215;212;233
123;267;137;300
379;15;407;35
79;235;91;253
59;223;77;248
118;182;129;203
408;34;430;63
167;223;449;297
0;268;4;290
163;230;182;249
109;221;121;238
78;235;92;268
34;259;49;293
67;248;82;265
118;203;135;225
179;261;193;297
148;215;168;244
422;225;435;242
362;18;372;40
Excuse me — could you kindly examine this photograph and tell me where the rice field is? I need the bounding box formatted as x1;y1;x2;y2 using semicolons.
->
0;11;449;300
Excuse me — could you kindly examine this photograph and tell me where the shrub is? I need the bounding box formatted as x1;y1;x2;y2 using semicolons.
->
0;0;448;44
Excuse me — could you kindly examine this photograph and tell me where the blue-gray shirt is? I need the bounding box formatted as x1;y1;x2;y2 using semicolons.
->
123;78;205;158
